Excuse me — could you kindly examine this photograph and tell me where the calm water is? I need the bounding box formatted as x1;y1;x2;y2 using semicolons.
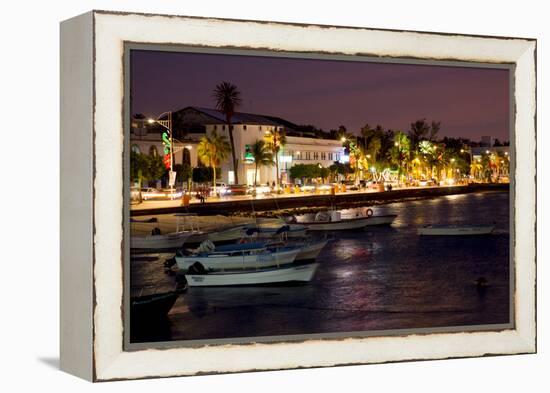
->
130;191;510;343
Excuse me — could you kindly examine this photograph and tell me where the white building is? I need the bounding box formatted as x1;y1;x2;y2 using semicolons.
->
130;107;345;185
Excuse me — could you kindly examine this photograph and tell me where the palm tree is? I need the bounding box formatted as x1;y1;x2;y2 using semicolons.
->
265;128;286;189
250;140;274;190
390;131;411;185
197;129;231;196
213;81;242;184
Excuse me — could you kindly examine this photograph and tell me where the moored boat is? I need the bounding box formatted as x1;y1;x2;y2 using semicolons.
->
288;209;397;231
175;241;300;271
130;213;202;250
130;280;187;320
267;238;329;261
130;230;193;249
185;262;319;287
418;224;495;236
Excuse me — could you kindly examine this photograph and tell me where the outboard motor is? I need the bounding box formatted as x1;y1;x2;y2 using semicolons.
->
196;240;215;253
315;211;331;222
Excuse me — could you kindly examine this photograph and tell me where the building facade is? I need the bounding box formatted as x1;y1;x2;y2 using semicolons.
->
131;107;345;186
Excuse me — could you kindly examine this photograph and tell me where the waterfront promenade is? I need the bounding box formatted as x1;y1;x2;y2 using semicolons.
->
130;183;509;216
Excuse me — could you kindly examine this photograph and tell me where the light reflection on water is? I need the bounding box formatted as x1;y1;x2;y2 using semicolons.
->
130;191;510;343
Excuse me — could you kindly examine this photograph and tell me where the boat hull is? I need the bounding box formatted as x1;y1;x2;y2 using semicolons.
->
175;247;300;271
130;291;181;319
294;240;329;260
363;214;397;226
418;225;495;236
185;263;319;287
301;217;371;231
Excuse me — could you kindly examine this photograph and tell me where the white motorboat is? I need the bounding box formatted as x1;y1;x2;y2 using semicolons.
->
267;238;329;261
207;225;249;243
288;209;396;231
302;216;372;231
362;214;397;226
185;262;319;287
418;224;495;236
250;223;308;238
130;213;202;250
186;224;248;244
175;241;300;271
130;230;193;249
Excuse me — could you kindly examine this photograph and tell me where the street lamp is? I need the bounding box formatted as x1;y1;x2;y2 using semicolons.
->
149;111;175;198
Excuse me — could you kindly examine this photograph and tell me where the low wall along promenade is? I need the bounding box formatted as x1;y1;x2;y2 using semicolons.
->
130;183;509;217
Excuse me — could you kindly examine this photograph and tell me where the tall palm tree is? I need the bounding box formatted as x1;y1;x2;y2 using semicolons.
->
390;131;411;185
265;128;286;188
250;140;274;190
197;129;231;197
213;81;242;184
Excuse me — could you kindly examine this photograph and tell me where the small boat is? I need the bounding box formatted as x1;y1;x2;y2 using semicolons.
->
130;213;201;250
302;216;372;231
185;262;319;287
362;214;397;226
267;238;329;261
418;224;495;236
130;281;187;320
175;241;300;271
206;224;249;243
288;209;396;231
130;230;193;249
250;223;308;238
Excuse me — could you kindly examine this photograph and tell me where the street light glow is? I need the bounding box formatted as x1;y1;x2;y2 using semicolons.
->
148;118;155;124
341;137;347;142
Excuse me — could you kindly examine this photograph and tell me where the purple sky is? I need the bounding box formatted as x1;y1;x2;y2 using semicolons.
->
131;50;510;141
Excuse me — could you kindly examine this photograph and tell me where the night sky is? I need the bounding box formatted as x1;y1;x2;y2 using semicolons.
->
131;50;510;141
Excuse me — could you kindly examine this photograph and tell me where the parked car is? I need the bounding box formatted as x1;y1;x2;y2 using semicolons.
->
341;180;359;191
247;185;272;195
141;187;167;200
315;184;332;193
214;184;248;196
299;183;316;193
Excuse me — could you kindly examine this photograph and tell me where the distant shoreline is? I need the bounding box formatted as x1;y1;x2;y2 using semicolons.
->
130;183;509;217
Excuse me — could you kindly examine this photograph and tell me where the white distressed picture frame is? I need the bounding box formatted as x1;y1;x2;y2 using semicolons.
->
60;10;536;381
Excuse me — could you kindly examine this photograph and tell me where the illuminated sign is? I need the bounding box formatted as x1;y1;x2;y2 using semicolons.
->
244;145;254;163
339;154;350;163
162;131;171;169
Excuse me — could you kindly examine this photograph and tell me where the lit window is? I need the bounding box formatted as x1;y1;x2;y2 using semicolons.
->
131;144;140;154
149;145;158;157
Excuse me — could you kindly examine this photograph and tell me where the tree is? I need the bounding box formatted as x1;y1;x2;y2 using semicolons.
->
197;129;231;196
192;167;214;183
250;139;274;188
264;128;286;188
329;162;353;180
289;164;324;182
130;152;167;202
409;119;430;152
213;81;242;184
389;131;411;184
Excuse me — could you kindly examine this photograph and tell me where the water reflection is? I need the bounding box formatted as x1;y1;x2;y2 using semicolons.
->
131;191;510;342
